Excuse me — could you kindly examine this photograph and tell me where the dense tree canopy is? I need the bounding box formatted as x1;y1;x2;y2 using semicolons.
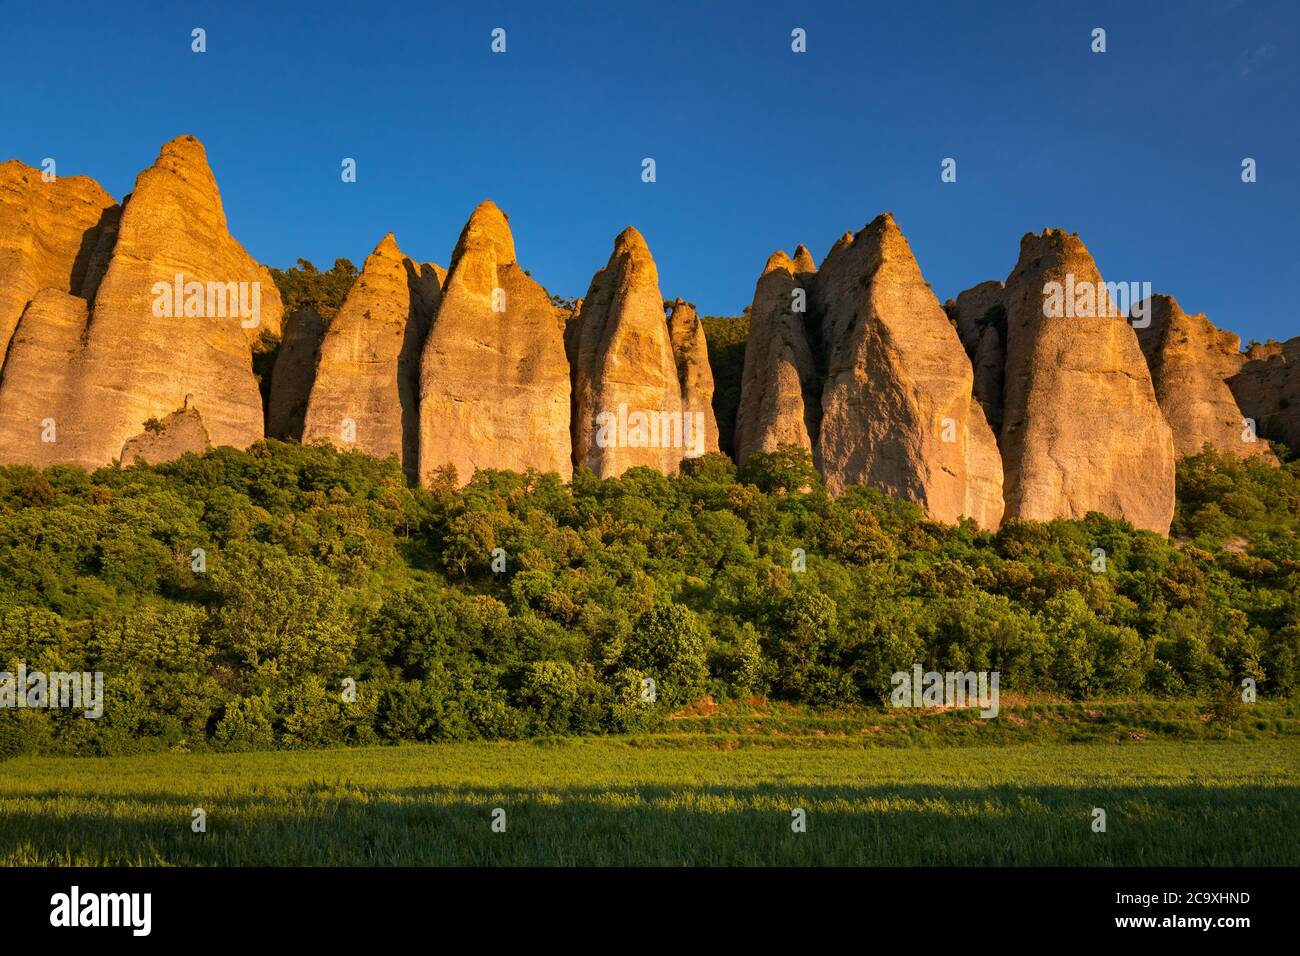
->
1;441;1296;755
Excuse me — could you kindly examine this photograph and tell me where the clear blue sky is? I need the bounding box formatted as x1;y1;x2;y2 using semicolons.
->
3;0;1296;343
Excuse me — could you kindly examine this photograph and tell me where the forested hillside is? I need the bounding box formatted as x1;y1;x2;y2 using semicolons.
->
1;443;1297;756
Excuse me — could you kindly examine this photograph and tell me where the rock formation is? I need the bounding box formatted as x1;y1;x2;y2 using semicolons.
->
666;300;720;457
302;234;441;479
120;404;210;465
0;136;282;469
791;243;816;277
951;280;1007;433
999;230;1175;533
570;227;687;477
0;160;118;355
733;250;820;464
2;132;1288;535
267;306;327;441
417;201;572;485
1135;295;1276;462
0;289;89;466
1230;337;1300;454
808;214;1003;529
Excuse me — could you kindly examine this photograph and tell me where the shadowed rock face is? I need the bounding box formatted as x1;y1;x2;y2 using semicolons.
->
734;250;820;464
0;161;118;356
0;136;282;469
666;300;720;457
570;227;685;477
418;201;572;485
808;214;1003;528
999;230;1175;534
1230;336;1300;454
120;404;210;465
267;306;327;441
1135;295;1276;463
952;280;1007;433
303;234;441;480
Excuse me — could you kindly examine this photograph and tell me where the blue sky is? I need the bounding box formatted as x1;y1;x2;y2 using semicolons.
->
3;0;1296;343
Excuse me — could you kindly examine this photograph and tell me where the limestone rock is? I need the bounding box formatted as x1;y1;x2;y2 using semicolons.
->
666;300;720;456
791;244;817;276
1000;230;1174;533
1230;336;1300;454
810;214;1002;527
120;404;210;465
76;200;123;301
0;160;118;355
734;250;820;464
963;399;1005;530
570;227;685;477
952;281;1008;433
29;135;287;468
1135;295;1275;462
417;201;572;485
952;280;1006;355
267;306;326;441
303;234;441;479
0;289;89;466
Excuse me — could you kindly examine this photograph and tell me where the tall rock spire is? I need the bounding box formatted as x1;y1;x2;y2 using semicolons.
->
570;227;687;477
809;214;1003;528
303;233;441;479
666;300;720;457
734;250;820;464
0;135;283;468
417;201;572;485
999;229;1174;533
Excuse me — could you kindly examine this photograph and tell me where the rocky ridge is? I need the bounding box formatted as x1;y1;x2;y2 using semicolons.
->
0;135;1294;538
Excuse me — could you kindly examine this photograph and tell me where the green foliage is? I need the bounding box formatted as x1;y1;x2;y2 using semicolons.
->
0;442;1296;754
700;313;749;456
269;257;359;320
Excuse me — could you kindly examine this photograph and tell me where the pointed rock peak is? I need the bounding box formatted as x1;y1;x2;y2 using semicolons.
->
452;200;516;266
153;134;215;176
862;211;907;242
828;231;856;256
792;244;816;274
668;299;698;323
614;225;652;259
854;213;922;269
130;134;226;229
372;232;403;259
1149;294;1207;329
763;250;795;275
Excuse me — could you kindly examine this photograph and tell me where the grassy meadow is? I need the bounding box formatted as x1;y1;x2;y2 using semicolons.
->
2;699;1297;866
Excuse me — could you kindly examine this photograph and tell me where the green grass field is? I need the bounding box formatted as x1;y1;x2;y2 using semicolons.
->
2;700;1297;865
